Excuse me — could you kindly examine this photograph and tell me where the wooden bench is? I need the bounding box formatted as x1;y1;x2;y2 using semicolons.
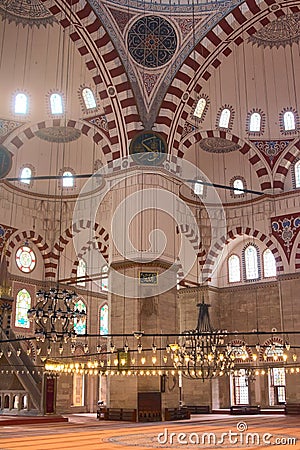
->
285;404;300;415
186;405;210;414
230;405;261;415
97;407;137;421
165;407;191;421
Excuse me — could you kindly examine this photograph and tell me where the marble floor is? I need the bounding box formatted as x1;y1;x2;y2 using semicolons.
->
0;414;299;450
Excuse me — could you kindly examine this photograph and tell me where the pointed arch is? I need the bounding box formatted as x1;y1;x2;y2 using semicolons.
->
203;227;284;281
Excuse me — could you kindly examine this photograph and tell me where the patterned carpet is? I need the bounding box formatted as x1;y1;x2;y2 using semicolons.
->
0;415;299;450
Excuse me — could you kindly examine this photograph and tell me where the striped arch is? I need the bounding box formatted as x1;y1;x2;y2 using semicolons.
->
259;337;284;361
180;130;271;191
177;223;206;268
273;140;300;191
157;1;300;153
71;238;109;280
5;118;113;160
203;226;284;280
229;339;253;362
295;240;300;272
6;230;49;270
46;220;109;278
40;0;142;159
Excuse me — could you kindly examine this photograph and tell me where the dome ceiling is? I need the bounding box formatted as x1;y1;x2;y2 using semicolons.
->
0;0;299;198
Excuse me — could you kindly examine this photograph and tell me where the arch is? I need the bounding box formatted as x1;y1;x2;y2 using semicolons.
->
4;118;113;163
6;230;49;271
180;130;271;191
229;339;253;362
273;139;300;191
259;337;285;362
203;227;284;280
70;238;109;283
177;223;206;268
294;240;300;272
157;2;296;152
49;221;109;279
37;0;142;158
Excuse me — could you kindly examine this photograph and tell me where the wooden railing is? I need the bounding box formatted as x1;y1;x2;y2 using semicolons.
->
165;407;190;421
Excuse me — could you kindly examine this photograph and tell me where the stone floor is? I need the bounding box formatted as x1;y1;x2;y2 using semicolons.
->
0;414;299;450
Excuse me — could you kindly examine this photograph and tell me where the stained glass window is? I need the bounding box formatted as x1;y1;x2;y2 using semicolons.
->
283;111;295;131
50;93;63;115
244;245;259;280
62;171;74;188
228;255;241;283
16;246;36;273
74;299;86;335
14;93;28;115
20;167;32;184
15;289;31;328
295;161;300;188
249;112;261;132
219;108;231;128
194;98;206;119
77;258;86;287
233;179;244;195
100;303;109;335
82;88;97;110
101;265;108;292
263;249;276;278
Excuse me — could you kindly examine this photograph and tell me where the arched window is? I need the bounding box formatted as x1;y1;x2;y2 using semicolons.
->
14;93;28;115
15;289;31;328
62;171;74;188
228;255;241;283
263;249;276;278
101;265;108;292
219;108;231;128
50;93;63;115
194;181;203;196
20;167;32;184
194;98;206;119
74;299;86;335
82;87;97;110
283;111;295;131
77;258;86;287
100;303;109;335
249;112;261;132
233;179;244;195
295;161;300;188
244;245;259;280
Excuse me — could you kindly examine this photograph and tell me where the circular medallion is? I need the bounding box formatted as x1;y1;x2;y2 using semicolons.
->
16;246;36;273
0;145;12;179
129;131;167;166
199;137;241;153
127;16;177;68
35;127;81;143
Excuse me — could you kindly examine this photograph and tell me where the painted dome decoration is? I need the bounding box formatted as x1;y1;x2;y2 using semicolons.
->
127;16;177;68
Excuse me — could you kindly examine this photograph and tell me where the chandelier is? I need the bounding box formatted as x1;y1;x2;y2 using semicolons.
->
27;287;86;344
172;300;235;380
